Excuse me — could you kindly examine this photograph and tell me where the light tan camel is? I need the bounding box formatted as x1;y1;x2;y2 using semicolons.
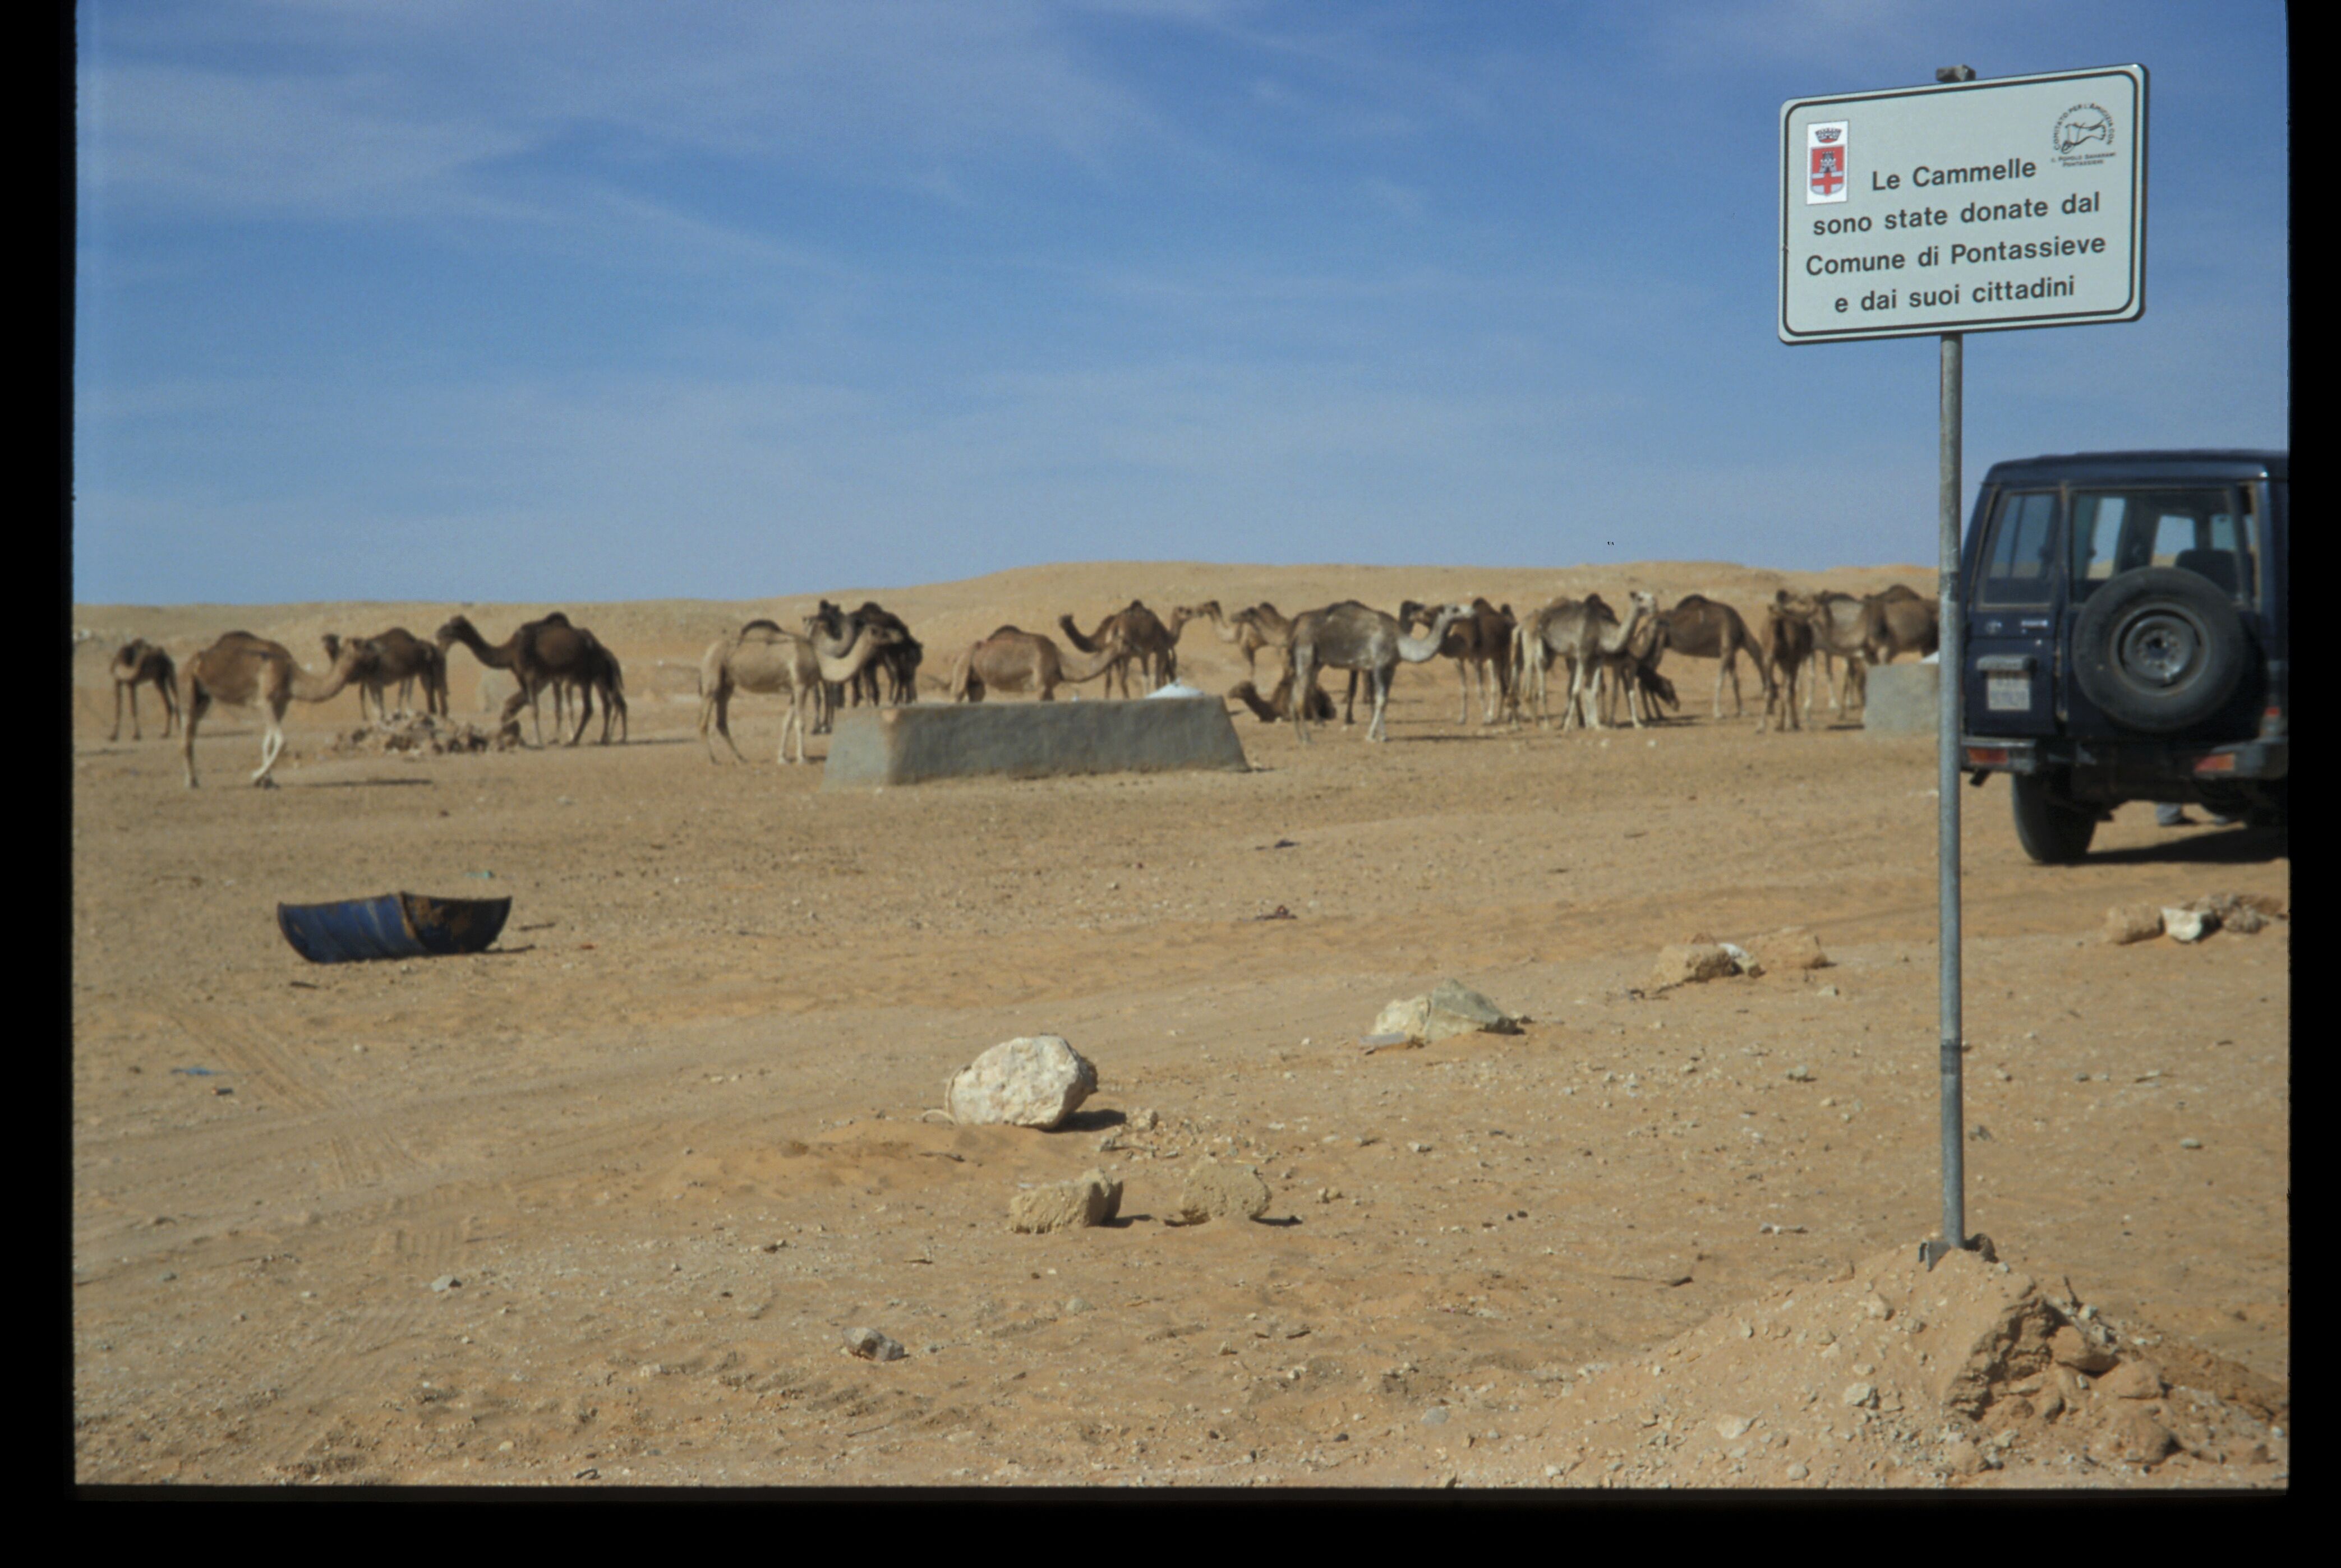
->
435;612;607;746
1657;594;1773;718
179;632;369;787
1191;600;1299;681
1778;589;1871;721
1758;598;1817;734
1400;598;1516;725
108;639;180;740
1288;601;1469;744
1595;597;1674;726
805;601;923;722
701;620;901;764
1538;591;1657;731
947;625;1127;703
1058;601;1193;697
322;628;447;722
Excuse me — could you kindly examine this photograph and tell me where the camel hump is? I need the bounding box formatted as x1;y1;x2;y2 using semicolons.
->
740;618;785;635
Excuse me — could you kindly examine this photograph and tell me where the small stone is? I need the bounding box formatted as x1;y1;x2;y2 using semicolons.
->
2161;907;2214;943
430;1275;460;1293
1862;1294;1893;1321
1715;1415;1752;1441
1421;1408;1449;1426
1008;1169;1123;1233
2050;1324;2118;1373
2095;1359;2167;1400
1785;1462;1809;1481
2179;1137;2202;1150
1064;1297;1093;1315
1172;1161;1272;1224
844;1326;906;1361
1745;927;1830;971
1841;1382;1877;1409
1650;943;1739;987
1786;1065;1813;1082
2116;1411;2178;1464
1128;1108;1159;1132
945;1036;1100;1129
2104;904;2164;944
1817;985;1841;997
1943;1438;1985;1475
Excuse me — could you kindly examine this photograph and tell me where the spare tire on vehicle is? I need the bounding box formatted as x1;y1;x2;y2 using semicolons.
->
2070;565;2249;733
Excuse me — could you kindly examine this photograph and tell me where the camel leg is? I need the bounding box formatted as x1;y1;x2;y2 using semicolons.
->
252;700;288;787
1455;661;1470;725
180;680;209;787
567;683;591;746
1370;667;1392;742
112;682;128;742
160;677;179;737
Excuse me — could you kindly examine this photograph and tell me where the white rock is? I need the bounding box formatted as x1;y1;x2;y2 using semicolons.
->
946;1036;1100;1129
2162;907;2215;942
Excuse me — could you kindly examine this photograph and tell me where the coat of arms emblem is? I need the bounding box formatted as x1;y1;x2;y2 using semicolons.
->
1807;122;1849;204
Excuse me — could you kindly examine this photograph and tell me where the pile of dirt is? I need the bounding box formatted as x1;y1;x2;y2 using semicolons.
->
321;715;514;758
1509;1246;2288;1488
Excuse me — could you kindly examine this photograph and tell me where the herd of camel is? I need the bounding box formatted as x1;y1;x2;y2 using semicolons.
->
100;583;1938;786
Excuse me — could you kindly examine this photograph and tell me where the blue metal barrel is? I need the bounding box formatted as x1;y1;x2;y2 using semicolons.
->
277;892;513;964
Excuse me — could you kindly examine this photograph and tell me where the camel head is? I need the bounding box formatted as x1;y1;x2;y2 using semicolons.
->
321;633;342;661
433;615;475;650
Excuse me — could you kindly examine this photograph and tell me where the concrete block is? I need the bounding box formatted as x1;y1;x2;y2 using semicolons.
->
1862;662;1938;735
821;697;1251;788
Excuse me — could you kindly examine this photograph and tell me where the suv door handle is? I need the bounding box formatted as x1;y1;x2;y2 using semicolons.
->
1975;654;2036;674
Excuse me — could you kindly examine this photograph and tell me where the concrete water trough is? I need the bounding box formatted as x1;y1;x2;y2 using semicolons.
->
820;697;1251;788
1861;661;1939;735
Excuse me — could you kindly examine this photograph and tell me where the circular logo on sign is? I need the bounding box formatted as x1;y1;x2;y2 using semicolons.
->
2053;104;2114;158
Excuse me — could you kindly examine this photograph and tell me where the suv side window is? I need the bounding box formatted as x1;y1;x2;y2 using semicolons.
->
1978;490;2058;605
2070;487;2256;605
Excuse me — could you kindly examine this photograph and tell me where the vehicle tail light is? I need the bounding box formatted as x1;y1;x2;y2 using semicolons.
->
1964;746;2009;767
2192;753;2237;774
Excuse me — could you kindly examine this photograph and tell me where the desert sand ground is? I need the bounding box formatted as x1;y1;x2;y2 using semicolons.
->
70;561;2288;1488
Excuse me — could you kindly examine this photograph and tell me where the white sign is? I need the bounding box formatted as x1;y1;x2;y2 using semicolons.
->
1780;65;2146;343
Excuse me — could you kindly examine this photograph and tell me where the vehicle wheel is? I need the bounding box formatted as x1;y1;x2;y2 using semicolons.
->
2071;566;2248;733
2011;772;2097;864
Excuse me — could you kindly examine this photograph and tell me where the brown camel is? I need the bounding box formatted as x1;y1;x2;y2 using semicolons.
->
1861;591;1939;665
567;639;628;744
1058;601;1190;697
1400;598;1516;725
701;619;901;764
947;625;1127;703
1758;598;1817;734
1288;601;1469;744
1225;672;1338;724
435;612;608;746
108;639;179;740
179;632;369;787
1657;593;1774;719
322;628;447;722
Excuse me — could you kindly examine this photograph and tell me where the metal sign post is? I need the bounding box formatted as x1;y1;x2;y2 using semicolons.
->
1778;63;2148;1268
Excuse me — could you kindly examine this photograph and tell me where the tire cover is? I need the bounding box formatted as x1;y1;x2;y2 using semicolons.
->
2070;565;2248;733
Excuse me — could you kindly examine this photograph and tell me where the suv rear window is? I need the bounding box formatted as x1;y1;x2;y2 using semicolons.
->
1978;490;2058;605
2070;486;2258;604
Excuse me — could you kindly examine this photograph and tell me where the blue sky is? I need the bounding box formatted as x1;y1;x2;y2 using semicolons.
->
73;1;2288;605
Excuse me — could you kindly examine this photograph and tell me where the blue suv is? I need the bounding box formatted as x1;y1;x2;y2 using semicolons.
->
1957;450;2288;863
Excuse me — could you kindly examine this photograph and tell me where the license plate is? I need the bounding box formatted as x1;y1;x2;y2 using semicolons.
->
1985;674;2031;712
